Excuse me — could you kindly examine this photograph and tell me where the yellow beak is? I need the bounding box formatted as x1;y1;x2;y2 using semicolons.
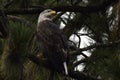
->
49;10;56;15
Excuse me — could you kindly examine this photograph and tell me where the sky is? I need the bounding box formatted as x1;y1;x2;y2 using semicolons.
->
59;12;95;71
69;29;94;71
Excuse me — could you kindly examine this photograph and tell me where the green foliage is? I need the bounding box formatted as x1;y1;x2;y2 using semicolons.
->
0;20;34;80
84;47;120;80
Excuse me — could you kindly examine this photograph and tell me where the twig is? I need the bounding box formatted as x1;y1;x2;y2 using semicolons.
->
68;70;100;80
70;39;120;56
53;12;65;21
74;33;81;48
4;0;14;8
73;59;87;68
82;39;120;50
77;33;93;36
7;15;32;27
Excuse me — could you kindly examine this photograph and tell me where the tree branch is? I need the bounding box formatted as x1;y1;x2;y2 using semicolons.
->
0;10;8;38
3;0;14;8
8;15;31;25
53;0;118;13
27;54;99;80
68;70;100;80
0;0;118;15
73;59;87;68
27;54;50;68
70;39;120;56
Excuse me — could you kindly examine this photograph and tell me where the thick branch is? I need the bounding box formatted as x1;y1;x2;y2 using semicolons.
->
53;0;118;13
0;8;44;15
27;54;99;80
0;0;118;15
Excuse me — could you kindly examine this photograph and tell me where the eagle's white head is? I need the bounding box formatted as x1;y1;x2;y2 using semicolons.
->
38;9;56;24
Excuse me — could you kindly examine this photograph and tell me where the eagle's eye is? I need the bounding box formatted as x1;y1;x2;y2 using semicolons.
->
44;9;51;13
47;10;52;12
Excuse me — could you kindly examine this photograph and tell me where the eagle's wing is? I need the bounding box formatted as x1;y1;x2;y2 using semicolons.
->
36;20;68;59
36;20;68;74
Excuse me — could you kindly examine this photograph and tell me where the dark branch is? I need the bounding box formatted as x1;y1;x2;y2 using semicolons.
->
53;0;118;13
73;59;87;68
0;0;118;15
27;54;49;68
68;70;100;80
0;8;44;15
0;10;8;38
27;54;99;80
70;39;120;56
82;39;120;50
8;15;31;26
3;0;14;8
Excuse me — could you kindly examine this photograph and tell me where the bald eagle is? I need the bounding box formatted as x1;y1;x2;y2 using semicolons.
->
36;9;68;75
